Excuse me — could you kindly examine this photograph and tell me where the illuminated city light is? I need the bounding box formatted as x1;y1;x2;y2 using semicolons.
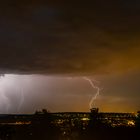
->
0;121;31;125
127;120;135;126
81;118;90;121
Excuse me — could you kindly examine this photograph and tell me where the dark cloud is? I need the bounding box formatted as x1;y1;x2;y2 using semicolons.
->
0;0;140;75
0;1;140;113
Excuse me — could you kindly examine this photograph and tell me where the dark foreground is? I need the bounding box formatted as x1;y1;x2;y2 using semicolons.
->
0;125;139;140
0;110;139;140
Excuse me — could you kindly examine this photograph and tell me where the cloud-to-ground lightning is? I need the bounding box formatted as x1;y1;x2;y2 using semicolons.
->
0;75;10;113
83;77;100;109
17;88;24;113
0;75;25;113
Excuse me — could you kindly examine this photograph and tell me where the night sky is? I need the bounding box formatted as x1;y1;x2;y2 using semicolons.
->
0;0;140;113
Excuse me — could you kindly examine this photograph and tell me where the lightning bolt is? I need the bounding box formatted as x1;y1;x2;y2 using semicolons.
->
17;88;24;113
83;77;100;109
0;75;10;113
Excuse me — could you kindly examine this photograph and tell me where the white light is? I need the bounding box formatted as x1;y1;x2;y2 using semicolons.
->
83;77;100;109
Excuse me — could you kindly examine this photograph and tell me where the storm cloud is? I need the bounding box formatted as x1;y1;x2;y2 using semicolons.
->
0;1;140;113
0;0;140;74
